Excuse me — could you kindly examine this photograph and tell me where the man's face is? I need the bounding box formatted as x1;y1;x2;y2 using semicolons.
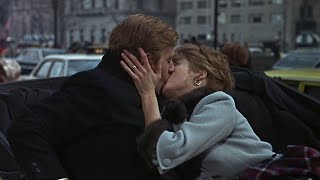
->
150;47;175;95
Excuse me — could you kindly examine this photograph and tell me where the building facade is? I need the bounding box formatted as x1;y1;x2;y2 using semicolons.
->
63;0;176;48
8;0;56;46
0;0;11;43
176;0;320;50
7;0;176;48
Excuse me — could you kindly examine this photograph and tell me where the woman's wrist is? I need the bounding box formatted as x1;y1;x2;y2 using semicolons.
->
140;91;157;99
140;91;161;127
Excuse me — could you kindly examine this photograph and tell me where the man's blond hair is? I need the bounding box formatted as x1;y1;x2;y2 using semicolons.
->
108;14;178;59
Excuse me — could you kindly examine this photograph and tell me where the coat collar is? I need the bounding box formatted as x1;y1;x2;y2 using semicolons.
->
97;50;133;84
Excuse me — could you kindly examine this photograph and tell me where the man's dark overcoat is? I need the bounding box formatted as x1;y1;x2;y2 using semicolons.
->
7;51;161;180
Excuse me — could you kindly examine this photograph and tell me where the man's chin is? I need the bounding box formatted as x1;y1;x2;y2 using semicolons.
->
156;81;166;96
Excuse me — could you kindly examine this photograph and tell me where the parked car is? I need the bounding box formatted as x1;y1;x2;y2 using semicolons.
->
272;48;320;70
265;68;320;101
20;54;102;80
15;48;66;75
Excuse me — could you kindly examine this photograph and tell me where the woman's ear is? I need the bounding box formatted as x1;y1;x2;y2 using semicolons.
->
195;70;207;81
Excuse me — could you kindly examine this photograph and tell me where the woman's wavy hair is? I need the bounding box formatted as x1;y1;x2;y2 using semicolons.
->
174;44;234;91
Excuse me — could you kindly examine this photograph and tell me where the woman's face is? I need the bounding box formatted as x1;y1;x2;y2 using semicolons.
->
162;58;199;99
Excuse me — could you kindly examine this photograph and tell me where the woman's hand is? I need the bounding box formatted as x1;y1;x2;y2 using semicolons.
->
120;48;162;97
121;48;162;126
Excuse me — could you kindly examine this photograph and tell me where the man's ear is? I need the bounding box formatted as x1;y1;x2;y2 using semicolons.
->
147;53;158;71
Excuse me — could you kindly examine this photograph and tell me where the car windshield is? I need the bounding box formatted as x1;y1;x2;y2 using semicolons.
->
67;60;100;76
42;49;66;57
274;53;320;69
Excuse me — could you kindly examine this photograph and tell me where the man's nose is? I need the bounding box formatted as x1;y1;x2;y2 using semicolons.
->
168;61;174;73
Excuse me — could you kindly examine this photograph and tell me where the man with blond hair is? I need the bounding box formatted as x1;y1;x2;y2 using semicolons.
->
7;14;178;180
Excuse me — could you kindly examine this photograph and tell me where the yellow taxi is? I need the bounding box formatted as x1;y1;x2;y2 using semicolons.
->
265;68;320;101
86;44;108;55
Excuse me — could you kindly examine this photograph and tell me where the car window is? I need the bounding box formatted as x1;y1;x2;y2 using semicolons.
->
35;61;52;78
275;53;320;69
17;49;27;57
49;61;64;77
17;49;40;61
42;50;66;57
67;60;100;76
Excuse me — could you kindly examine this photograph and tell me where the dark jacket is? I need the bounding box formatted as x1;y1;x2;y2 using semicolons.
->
228;67;320;152
7;51;162;180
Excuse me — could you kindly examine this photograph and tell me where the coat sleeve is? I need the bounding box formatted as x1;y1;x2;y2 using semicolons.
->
137;119;172;168
156;92;237;171
7;90;99;179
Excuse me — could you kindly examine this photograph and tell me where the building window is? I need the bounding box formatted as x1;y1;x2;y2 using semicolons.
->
197;34;206;41
114;0;119;9
69;30;74;43
79;29;84;42
137;0;143;9
231;0;241;7
158;0;163;10
223;33;227;42
90;29;95;43
271;0;283;4
219;0;227;8
69;0;74;12
83;0;91;9
249;0;265;6
231;14;241;23
180;16;192;24
218;13;227;24
103;0;107;7
101;28;106;42
231;33;235;42
80;1;84;9
197;16;207;24
197;1;207;9
271;13;283;24
249;14;263;23
300;5;313;19
91;0;95;8
180;1;193;10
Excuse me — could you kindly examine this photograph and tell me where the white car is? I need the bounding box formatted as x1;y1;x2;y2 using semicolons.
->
21;54;102;80
16;48;66;75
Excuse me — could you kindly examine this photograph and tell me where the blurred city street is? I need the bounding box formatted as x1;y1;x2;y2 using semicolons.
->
0;0;319;98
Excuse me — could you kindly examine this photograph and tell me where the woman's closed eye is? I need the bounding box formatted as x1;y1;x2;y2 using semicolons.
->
173;60;182;66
